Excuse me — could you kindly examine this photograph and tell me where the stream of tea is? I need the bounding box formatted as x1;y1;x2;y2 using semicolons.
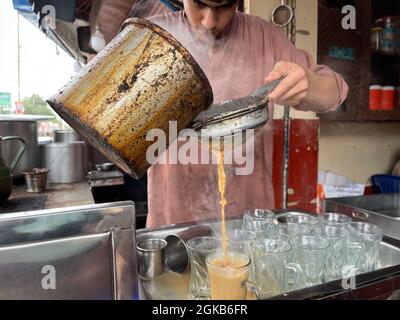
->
216;147;228;265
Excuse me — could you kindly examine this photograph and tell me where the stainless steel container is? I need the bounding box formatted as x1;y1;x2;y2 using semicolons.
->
0;115;52;177
164;226;212;273
40;141;86;183
136;238;167;279
22;168;49;193
53;130;82;143
47;18;213;179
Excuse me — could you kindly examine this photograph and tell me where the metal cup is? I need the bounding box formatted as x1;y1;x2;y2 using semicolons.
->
136;238;167;279
164;226;212;273
22;168;49;193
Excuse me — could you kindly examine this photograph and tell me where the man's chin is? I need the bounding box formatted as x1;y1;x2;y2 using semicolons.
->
194;29;222;42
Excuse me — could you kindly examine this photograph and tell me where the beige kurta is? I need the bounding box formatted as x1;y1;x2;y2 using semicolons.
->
146;11;348;228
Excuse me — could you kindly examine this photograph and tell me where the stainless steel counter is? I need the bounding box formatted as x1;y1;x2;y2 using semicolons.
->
0;201;137;300
9;182;95;210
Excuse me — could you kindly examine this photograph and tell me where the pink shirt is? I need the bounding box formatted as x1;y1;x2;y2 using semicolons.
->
146;11;348;228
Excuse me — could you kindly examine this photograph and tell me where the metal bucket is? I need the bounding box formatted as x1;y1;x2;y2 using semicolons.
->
47;18;213;179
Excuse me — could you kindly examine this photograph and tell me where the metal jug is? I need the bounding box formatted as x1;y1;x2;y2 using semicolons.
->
0;136;26;203
47;18;213;179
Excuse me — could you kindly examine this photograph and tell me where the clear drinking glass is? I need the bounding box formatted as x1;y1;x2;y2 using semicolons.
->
346;222;383;274
319;212;352;227
290;235;330;289
206;251;262;300
283;214;320;226
251;239;301;298
224;229;257;281
313;224;349;281
242;209;276;239
187;236;220;300
277;222;312;242
225;229;257;254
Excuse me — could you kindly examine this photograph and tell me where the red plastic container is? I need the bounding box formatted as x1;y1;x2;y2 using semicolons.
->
369;85;382;110
381;86;395;111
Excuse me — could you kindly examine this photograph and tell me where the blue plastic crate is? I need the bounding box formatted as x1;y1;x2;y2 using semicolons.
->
12;0;33;13
371;175;400;194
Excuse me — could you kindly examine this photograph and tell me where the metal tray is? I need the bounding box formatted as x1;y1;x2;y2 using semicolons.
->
136;212;400;300
325;194;400;241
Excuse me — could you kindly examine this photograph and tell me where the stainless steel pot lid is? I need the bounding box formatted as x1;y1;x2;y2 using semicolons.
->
191;78;282;138
192;99;269;138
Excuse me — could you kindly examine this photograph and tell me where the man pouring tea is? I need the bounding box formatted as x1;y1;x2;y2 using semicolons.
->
143;0;348;227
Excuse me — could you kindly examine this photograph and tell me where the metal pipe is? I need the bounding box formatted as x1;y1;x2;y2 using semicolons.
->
282;105;290;209
280;0;295;210
17;13;21;102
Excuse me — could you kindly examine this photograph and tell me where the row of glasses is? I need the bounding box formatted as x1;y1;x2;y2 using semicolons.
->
317;213;383;278
242;211;383;297
242;235;330;298
188;211;383;300
187;210;275;299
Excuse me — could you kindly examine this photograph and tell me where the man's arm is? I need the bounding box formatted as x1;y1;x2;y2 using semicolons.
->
265;24;348;113
265;61;341;113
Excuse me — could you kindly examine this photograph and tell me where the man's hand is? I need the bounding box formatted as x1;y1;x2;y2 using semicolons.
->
265;61;341;113
265;61;309;108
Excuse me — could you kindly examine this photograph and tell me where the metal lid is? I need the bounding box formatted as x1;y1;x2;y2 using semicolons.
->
193;96;267;128
191;79;282;138
191;98;269;138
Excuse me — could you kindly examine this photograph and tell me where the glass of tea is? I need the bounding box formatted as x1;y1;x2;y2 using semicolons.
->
206;251;262;300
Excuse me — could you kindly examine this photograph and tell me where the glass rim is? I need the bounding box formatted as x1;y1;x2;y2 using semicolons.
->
320;212;352;224
277;222;312;235
206;251;251;270
251;238;292;254
314;223;348;236
243;209;275;219
225;229;258;242
290;235;330;251
274;212;320;225
186;236;220;252
348;222;383;236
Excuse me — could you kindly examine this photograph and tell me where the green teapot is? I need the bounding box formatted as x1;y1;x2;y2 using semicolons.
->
0;136;26;203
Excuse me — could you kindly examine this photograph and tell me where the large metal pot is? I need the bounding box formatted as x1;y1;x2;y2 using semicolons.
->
0;115;53;177
40;141;86;183
47;18;213;179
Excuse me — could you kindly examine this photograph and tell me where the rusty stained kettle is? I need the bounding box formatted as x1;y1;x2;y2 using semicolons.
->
47;18;213;179
0;136;26;203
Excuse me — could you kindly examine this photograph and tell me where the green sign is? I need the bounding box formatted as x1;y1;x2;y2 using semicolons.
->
0;92;11;107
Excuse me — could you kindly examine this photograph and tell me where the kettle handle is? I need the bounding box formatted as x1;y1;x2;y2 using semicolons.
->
1;136;27;174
